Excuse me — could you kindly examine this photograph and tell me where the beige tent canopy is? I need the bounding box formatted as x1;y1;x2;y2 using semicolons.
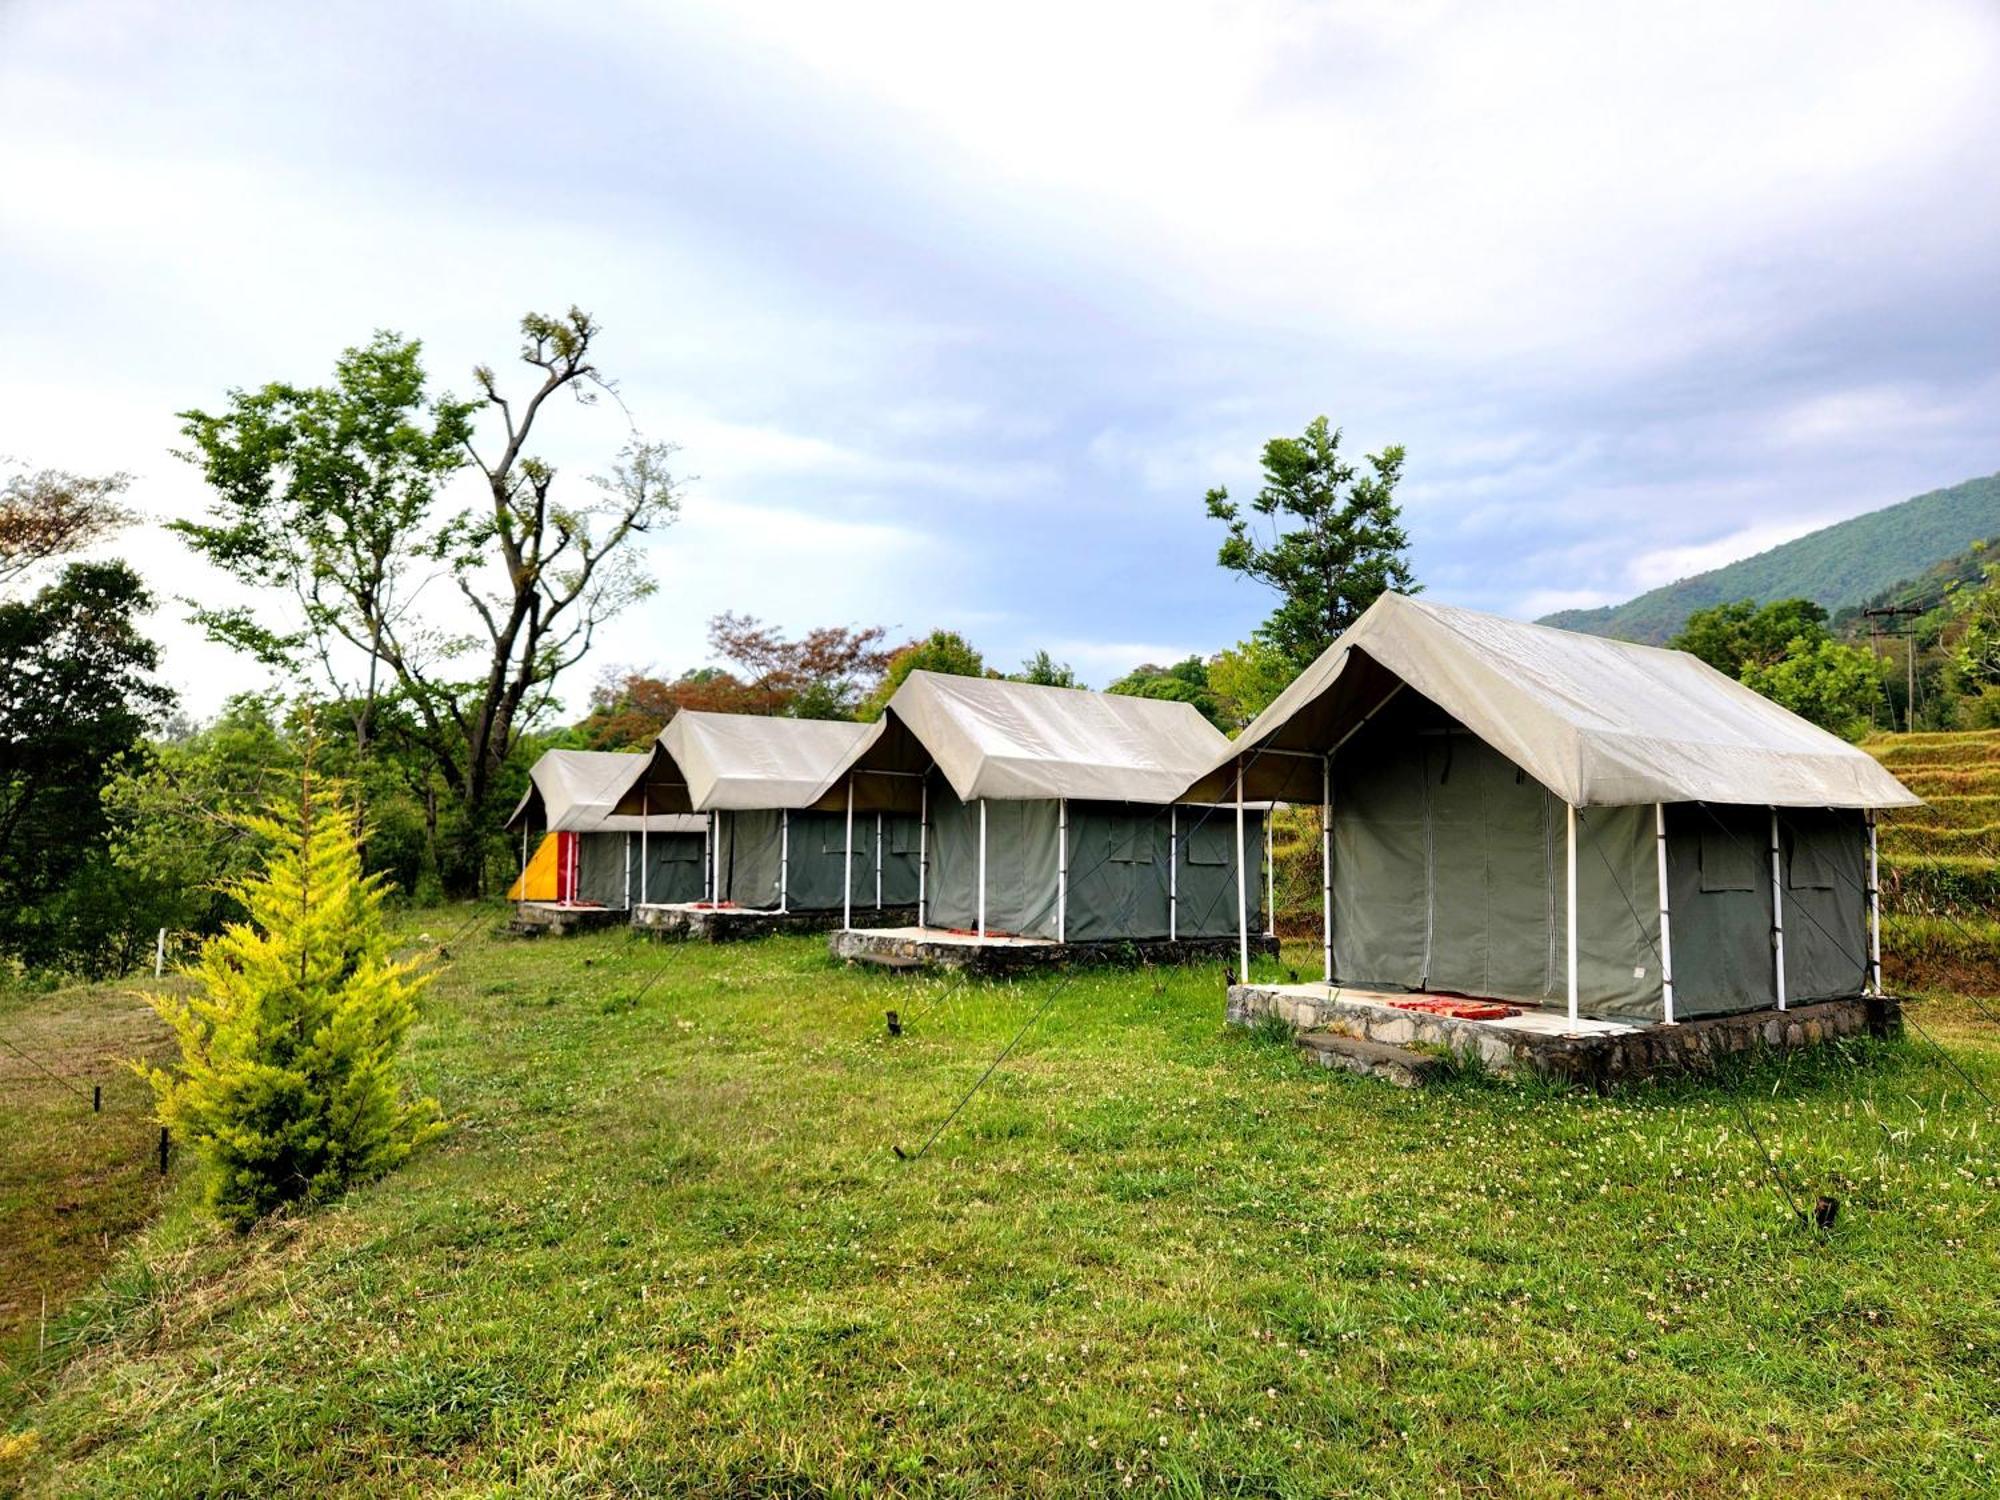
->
505;749;706;907
812;671;1266;942
608;712;902;914
1188;593;1918;1025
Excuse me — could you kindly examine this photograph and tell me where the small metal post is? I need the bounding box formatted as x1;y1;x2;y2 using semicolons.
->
1770;808;1787;1011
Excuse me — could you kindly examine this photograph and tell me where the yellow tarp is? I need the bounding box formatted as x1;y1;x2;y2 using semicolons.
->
508;832;562;901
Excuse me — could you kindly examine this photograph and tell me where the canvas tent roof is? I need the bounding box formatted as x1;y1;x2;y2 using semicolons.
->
825;670;1233;805
1189;593;1919;810
613;711;873;814
506;750;707;835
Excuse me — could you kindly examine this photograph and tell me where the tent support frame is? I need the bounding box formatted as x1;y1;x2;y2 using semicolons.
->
875;811;883;909
1235;761;1250;983
842;781;854;932
1770;807;1786;1011
779;809;790;915
1565;802;1579;1023
1866;808;1882;996
1322;754;1333;985
1655;802;1675;1024
1264;809;1275;938
640;788;649;907
1057;798;1068;944
977;799;988;939
918;778;928;927
1169;806;1178;943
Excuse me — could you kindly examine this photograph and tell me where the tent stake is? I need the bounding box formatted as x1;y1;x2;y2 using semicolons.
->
1235;760;1250;984
1565;803;1578;1023
1770;808;1786;1011
1655;802;1675;1024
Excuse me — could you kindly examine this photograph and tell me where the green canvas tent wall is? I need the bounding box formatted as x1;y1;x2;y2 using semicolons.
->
505;749;707;908
812;671;1267;941
610;711;917;913
1184;593;1919;1022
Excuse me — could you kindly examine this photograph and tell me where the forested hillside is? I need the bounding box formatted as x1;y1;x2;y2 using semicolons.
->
1541;471;2000;642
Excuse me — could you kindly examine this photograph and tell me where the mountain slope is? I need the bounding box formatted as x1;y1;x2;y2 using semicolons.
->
1540;472;2000;642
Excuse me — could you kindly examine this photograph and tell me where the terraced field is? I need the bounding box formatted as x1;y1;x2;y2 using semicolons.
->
1867;730;2000;994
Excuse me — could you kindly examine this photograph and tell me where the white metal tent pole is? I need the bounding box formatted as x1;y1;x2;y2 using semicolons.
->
708;812;718;902
1057;798;1068;944
875;811;883;909
842;782;854;932
1565;803;1579;1023
977;799;988;939
624;831;633;911
1264;809;1276;938
1866;809;1882;996
1770;807;1792;1008
1322;754;1333;985
1169;806;1178;942
780;809;790;914
1654;803;1675;1024
641;788;650;907
1235;760;1250;984
918;779;928;928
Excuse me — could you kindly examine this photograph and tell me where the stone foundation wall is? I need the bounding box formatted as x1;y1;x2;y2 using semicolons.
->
507;904;627;938
1228;984;1900;1086
635;904;918;942
833;930;1280;976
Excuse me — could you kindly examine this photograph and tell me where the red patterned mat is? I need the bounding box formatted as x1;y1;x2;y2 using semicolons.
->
1386;997;1521;1021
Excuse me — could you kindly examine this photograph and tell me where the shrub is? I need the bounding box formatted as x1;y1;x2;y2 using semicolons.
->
138;769;440;1228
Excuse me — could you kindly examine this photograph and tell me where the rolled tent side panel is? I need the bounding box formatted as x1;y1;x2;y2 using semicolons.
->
925;781;980;930
879;814;922;906
573;831;630;908
1779;808;1869;1002
641;830;707;904
719;809;785;908
1062;803;1172;941
1571;803;1665;1022
1663;802;1778;1017
980;798;1064;938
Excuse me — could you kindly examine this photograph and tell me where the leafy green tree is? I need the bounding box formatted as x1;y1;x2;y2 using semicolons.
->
1205;416;1414;667
1739;638;1882;740
1207;637;1296;731
1670;598;1831;677
1950;558;2000;691
139;766;440;1228
859;631;987;719
0;465;134;590
0;561;173;974
174;311;683;893
1012;650;1078;688
1106;657;1224;728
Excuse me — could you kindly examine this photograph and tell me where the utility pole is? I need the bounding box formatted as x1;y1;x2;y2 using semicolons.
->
1862;605;1923;731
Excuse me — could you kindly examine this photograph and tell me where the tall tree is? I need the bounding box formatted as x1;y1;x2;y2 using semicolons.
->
0;465;135;589
1106;656;1224;729
859;631;987;719
706;613;895;719
175;309;682;893
1205;416;1414;667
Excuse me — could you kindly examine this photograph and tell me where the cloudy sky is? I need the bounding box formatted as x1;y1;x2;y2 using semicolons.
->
5;0;1998;714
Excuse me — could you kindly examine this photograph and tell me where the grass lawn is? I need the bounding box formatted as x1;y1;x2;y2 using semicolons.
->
3;913;1998;1496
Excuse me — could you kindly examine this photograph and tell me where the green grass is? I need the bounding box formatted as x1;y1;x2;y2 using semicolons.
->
4;916;1998;1496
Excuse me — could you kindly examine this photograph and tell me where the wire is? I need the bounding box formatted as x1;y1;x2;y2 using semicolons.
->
899;964;1079;1161
0;1030;91;1102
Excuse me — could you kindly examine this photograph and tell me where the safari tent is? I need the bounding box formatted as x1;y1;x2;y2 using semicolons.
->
1187;593;1919;1023
505;749;707;908
815;671;1266;942
612;711;918;914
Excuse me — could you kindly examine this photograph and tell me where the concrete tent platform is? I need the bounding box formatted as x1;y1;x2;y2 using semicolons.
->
1229;981;1899;1086
831;925;1280;975
635;902;917;942
508;902;628;938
